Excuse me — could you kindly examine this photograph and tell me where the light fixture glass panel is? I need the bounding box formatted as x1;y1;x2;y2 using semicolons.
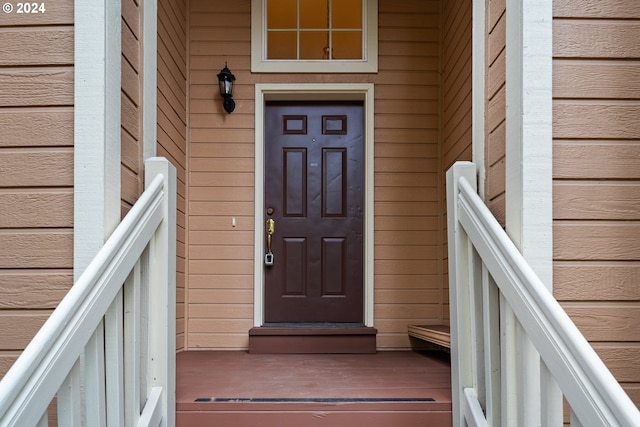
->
332;31;362;59
267;31;297;59
267;0;297;29
332;0;362;29
219;79;233;96
300;31;329;59
300;0;328;29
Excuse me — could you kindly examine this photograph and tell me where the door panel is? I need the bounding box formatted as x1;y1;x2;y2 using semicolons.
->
283;148;306;216
264;101;364;323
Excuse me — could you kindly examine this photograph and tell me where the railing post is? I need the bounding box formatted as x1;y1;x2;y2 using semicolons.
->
105;291;125;427
446;161;477;427
85;325;107;427
57;361;82;426
145;158;176;427
124;263;143;427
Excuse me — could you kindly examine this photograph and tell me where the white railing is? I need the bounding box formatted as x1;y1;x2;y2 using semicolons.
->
0;158;176;427
447;162;640;427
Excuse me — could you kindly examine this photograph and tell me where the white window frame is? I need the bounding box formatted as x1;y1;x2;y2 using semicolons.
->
251;0;378;73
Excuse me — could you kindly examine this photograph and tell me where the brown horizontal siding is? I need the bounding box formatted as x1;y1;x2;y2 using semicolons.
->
378;0;442;350
187;0;445;351
0;0;74;378
554;182;640;220
554;61;640;99
564;304;640;342
158;0;188;351
553;102;640;140
0;270;72;309
554;0;640;18
440;0;473;326
554;142;640;179
0;4;73;26
0;149;73;187
0;108;73;147
0;231;73;269
554;21;640;58
0;312;50;349
121;0;143;218
0;191;73;228
0;68;73;106
0;28;73;66
553;0;640;406
485;0;506;226
555;223;640;261
593;345;640;387
555;262;640;302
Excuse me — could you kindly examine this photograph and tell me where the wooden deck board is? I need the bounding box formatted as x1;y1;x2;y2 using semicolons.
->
177;350;452;426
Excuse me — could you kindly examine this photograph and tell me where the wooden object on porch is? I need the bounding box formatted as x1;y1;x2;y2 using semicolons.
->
408;325;451;349
248;326;377;354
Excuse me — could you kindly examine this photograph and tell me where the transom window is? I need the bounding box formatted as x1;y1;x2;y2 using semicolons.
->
267;0;362;61
251;0;378;73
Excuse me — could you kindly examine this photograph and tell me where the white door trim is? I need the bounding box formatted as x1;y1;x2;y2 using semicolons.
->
254;83;375;327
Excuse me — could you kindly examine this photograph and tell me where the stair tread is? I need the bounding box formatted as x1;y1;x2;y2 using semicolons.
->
408;325;451;348
249;326;377;335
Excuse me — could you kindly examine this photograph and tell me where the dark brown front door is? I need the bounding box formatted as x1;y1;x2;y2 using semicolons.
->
264;101;364;324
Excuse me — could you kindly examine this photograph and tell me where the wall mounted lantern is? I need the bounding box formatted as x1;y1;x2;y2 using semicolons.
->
217;62;236;114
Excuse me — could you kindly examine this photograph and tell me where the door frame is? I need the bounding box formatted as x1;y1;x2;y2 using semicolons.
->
254;83;375;327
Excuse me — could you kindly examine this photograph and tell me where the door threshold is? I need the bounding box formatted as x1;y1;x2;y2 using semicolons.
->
262;322;366;328
248;326;377;354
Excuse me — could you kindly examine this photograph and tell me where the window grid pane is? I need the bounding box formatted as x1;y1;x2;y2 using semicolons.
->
266;0;363;61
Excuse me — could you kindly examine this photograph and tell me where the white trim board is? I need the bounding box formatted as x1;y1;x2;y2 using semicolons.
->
253;83;375;327
505;0;553;287
73;0;122;278
504;1;558;426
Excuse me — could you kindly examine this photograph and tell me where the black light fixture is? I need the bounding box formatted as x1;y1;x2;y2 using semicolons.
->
217;62;236;114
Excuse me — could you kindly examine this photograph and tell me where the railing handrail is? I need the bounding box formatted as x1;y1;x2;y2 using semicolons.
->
448;161;640;426
0;175;163;415
457;175;640;425
0;157;176;427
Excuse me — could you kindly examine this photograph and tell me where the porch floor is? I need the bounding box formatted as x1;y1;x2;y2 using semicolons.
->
176;350;452;426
